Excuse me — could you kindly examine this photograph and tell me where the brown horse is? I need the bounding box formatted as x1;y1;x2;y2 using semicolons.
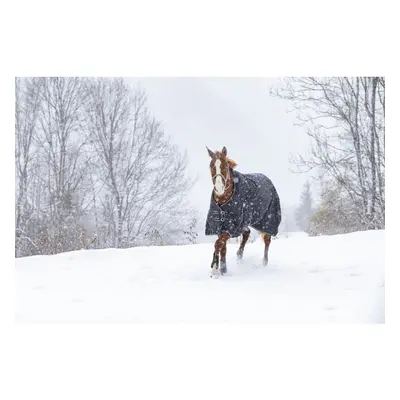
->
205;146;281;277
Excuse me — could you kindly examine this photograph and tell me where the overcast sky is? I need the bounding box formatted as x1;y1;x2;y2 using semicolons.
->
127;78;312;220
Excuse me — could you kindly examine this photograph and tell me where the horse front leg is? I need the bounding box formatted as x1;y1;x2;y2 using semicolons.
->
262;233;272;266
220;240;228;274
211;232;230;276
237;227;250;261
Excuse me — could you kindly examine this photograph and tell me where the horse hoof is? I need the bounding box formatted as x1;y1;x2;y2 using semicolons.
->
210;269;220;278
262;258;268;266
220;263;227;275
210;262;219;276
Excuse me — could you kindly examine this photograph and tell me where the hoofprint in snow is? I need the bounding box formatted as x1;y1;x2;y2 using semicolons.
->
15;230;384;323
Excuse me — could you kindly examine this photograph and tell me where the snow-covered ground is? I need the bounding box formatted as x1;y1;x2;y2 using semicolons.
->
15;230;384;323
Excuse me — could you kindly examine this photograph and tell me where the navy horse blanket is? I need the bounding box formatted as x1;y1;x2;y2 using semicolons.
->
205;169;282;238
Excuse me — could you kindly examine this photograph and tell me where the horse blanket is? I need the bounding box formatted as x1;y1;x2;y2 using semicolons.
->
205;169;281;238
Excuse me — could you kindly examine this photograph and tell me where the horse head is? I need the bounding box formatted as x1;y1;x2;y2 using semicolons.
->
206;146;237;197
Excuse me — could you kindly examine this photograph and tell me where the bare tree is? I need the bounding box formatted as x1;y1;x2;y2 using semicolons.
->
15;78;42;256
33;77;92;253
271;77;385;232
15;77;197;257
85;78;195;248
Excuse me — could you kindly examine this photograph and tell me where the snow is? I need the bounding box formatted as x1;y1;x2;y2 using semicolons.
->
15;230;385;323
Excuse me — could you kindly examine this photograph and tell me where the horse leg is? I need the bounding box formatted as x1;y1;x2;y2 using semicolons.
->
211;232;230;276
220;241;228;274
262;233;272;266
237;227;250;261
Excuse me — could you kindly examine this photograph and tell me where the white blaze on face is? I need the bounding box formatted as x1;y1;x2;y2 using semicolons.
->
214;159;225;195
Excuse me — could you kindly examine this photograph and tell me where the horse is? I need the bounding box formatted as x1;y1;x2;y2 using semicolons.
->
205;146;282;277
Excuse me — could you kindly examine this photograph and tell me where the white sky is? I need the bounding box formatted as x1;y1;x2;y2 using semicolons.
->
127;78;312;218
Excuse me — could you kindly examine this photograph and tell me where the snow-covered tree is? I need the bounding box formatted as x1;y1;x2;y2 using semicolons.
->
15;78;42;256
84;78;196;248
295;181;314;233
272;77;385;232
309;181;363;235
15;77;198;257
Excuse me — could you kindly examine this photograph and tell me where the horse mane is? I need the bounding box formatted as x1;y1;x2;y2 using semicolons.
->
215;151;238;169
227;158;237;168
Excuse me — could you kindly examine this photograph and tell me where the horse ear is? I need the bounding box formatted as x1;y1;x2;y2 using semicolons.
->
222;146;227;156
206;146;215;158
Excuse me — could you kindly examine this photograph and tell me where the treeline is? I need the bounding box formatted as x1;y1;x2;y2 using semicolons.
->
273;77;385;235
15;77;198;258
